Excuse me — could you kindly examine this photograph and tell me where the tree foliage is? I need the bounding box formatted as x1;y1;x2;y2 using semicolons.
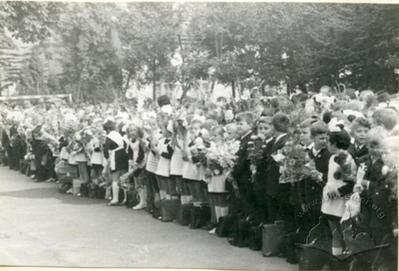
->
0;2;398;101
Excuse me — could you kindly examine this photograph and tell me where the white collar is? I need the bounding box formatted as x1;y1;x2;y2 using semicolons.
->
241;130;251;140
266;137;274;144
275;133;287;143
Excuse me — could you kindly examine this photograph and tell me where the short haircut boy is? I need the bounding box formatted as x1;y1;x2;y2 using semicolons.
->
272;113;290;133
236;112;255;126
257;116;272;126
351;117;371;132
310;121;328;137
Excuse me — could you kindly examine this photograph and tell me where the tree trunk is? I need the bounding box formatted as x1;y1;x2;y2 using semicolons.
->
231;80;236;99
152;79;156;101
124;71;132;91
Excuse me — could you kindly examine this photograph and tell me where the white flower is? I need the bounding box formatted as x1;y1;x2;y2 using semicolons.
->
272;151;285;163
382;165;390;176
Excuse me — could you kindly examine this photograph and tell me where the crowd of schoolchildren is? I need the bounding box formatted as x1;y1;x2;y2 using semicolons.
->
0;86;398;270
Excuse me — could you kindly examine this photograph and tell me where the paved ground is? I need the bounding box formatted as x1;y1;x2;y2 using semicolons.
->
0;166;296;271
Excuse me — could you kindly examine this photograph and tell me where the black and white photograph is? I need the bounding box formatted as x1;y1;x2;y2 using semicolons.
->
0;1;398;271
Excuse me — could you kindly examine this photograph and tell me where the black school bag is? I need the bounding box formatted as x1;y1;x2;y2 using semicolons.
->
247;223;263;251
229;218;250;248
177;204;192;226
79;182;90;197
95;186;106;199
58;176;73;194
216;214;237;238
126;190;139;208
189;205;211;229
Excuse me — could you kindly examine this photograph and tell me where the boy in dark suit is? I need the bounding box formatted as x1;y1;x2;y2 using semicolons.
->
231;112;255;217
302;121;331;231
348;117;370;165
264;113;290;225
252;116;274;224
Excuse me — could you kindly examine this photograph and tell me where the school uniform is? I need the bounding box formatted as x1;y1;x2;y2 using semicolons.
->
183;139;207;203
301;144;331;231
360;158;392;238
170;136;188;198
89;137;104;179
144;132;162;212
321;151;357;218
182;140;203;181
32;137;51;182
170;137;185;177
231;131;255;216
155;137;175;195
252;137;274;223
264;133;290;224
348;141;369;166
103;131;129;173
127;139;147;190
145;131;162;174
103;130;129;204
155;137;173;177
74;140;89;182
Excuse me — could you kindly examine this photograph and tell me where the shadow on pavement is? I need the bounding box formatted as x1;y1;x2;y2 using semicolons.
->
0;187;105;205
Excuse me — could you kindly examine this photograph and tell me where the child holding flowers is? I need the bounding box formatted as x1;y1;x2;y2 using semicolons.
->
250;116;274;224
205;126;240;233
143;116;162;217
182;118;205;206
301;121;331;230
170;115;189;206
264;113;290;225
321;129;357;256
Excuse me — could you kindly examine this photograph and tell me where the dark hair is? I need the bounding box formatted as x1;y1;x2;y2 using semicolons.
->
272;113;290;133
103;120;116;133
322;111;332;124
328;130;351;150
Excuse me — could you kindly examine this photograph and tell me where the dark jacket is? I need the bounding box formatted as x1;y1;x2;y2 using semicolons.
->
232;132;253;188
302;147;331;210
264;134;290;198
366;169;397;244
348;143;369;166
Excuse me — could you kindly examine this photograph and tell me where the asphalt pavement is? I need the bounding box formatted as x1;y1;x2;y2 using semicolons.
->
0;166;296;271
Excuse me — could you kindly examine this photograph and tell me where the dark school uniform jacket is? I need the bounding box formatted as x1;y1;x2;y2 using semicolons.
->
348;143;369;166
302;146;331;210
254;137;275;190
264;134;290;198
231;132;253;193
366;168;397;244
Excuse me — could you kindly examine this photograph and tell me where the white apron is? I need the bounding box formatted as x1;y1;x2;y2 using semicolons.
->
321;153;356;217
107;131;124;171
207;171;228;193
155;138;171;177
170;138;184;176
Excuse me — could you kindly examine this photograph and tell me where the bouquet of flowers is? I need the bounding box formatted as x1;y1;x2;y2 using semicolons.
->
190;137;209;166
274;134;313;184
205;140;240;177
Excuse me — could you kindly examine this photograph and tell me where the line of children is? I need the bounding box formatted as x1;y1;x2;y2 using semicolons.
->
1;89;397;270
